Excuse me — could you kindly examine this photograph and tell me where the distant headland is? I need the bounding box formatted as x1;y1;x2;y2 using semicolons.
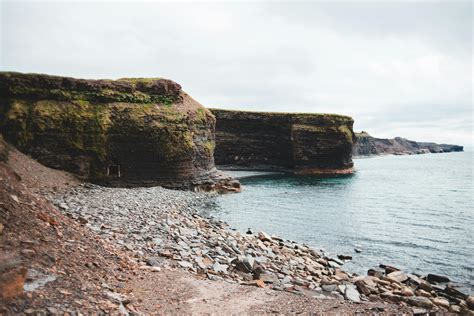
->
353;131;463;157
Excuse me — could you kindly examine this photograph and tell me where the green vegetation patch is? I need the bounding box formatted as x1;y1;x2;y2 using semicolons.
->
203;140;216;153
1;73;179;104
108;103;196;162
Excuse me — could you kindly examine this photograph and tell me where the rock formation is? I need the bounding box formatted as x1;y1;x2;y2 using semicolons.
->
210;109;356;174
0;72;239;191
353;132;463;157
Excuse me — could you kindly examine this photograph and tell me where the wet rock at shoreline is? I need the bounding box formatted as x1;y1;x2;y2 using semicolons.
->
426;273;450;284
387;270;408;283
379;264;399;274
467;296;474;309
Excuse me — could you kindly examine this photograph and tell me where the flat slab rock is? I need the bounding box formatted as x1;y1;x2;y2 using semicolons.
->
344;284;361;302
387;270;408;283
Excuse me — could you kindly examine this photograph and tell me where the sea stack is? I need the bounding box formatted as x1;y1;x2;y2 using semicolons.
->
210;109;356;175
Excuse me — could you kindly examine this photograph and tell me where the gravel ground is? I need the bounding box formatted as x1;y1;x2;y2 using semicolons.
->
46;184;214;260
46;184;357;297
45;184;473;314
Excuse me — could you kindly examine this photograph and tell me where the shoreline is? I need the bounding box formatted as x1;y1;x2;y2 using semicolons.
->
46;183;472;314
353;150;466;159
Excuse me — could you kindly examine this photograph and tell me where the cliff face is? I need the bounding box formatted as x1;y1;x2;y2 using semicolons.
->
210;109;356;174
0;72;238;191
353;132;463;156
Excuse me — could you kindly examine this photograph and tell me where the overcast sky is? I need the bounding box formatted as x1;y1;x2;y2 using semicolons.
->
1;1;472;147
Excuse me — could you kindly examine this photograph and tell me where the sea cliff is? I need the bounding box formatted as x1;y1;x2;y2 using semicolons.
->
210;109;356;175
0;72;238;191
354;132;463;157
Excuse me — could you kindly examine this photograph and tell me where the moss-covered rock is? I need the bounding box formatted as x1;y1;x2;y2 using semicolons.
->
0;72;237;190
210;109;356;174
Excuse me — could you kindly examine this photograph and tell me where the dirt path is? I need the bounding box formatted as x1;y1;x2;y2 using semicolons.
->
6;143;81;193
126;268;411;314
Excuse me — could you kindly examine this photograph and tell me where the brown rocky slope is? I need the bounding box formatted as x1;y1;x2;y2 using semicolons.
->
0;137;138;313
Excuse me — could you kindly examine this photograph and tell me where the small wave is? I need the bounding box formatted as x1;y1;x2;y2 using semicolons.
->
402;221;464;231
352;236;442;252
415;236;450;244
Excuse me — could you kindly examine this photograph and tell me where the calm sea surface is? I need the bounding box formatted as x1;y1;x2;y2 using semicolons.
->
207;152;474;291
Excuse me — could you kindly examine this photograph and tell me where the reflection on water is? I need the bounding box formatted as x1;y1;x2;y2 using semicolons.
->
207;152;474;291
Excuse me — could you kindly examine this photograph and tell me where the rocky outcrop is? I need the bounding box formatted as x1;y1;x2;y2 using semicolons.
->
0;135;8;162
210;109;356;174
0;72;239;191
353;132;463;157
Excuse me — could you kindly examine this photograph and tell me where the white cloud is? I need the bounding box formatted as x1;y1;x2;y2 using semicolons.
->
0;1;472;147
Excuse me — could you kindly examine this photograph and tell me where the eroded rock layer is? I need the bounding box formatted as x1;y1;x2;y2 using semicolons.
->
0;72;237;190
210;109;356;174
353;132;464;157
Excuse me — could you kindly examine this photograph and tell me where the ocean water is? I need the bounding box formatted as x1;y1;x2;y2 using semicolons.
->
207;152;474;291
